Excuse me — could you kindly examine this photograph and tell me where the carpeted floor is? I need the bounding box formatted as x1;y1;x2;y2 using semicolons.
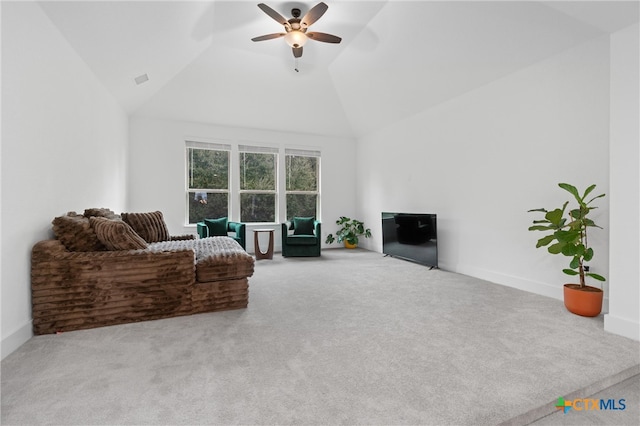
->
2;248;638;425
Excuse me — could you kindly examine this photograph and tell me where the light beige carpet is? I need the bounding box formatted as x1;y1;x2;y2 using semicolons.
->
2;248;638;425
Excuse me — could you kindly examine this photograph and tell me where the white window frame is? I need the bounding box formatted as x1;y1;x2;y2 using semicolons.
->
238;144;279;224
185;141;321;226
185;140;232;225
284;148;321;221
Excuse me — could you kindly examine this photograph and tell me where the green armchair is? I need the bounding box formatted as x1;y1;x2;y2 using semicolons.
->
281;219;321;257
197;218;246;250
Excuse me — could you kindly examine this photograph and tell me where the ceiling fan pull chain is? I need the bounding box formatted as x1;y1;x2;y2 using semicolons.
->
294;57;299;72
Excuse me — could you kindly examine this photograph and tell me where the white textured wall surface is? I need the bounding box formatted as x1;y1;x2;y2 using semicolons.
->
1;2;128;358
356;37;611;302
128;116;357;253
605;23;640;341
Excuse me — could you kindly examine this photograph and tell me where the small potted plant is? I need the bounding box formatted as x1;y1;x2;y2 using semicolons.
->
325;216;372;249
528;183;606;317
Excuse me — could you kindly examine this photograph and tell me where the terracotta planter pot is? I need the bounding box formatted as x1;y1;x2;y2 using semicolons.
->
563;284;603;317
344;241;357;249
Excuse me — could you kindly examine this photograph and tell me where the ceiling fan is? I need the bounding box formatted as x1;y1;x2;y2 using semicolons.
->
251;2;342;59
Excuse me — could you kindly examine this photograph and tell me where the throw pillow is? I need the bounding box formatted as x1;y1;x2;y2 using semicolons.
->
293;217;315;235
52;212;105;252
83;207;120;220
121;211;170;243
205;217;228;237
90;217;148;251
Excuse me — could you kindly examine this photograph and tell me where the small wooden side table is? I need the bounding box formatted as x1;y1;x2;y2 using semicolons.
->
253;228;275;260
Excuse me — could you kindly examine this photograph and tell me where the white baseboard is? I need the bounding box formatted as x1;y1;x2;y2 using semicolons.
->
2;320;33;360
445;263;563;300
604;314;640;341
443;264;610;313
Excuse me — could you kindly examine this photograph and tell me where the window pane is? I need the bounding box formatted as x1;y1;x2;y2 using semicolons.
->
188;192;228;224
241;193;275;222
286;194;317;220
286;155;318;191
239;152;276;190
188;148;229;190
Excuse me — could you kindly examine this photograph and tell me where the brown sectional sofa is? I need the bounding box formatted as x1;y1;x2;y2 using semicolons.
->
31;209;254;335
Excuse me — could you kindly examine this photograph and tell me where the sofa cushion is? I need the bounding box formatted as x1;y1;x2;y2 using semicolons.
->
293;217;315;235
148;236;254;283
286;235;318;246
121;211;170;243
205;217;228;237
52;212;105;252
90;217;148;251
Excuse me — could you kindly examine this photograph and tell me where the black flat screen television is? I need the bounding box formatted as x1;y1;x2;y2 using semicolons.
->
382;212;438;268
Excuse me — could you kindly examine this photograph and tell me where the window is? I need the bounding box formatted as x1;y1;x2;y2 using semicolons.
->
186;142;321;225
285;149;320;220
186;141;230;224
239;145;278;223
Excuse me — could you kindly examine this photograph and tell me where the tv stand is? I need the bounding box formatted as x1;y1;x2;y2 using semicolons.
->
383;253;438;270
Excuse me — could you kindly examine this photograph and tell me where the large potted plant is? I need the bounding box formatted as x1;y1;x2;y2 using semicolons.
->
325;216;372;248
528;183;606;317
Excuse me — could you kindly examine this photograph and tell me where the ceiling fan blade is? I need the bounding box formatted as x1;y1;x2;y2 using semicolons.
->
257;3;289;26
306;32;342;43
251;33;286;42
292;46;303;58
301;2;328;28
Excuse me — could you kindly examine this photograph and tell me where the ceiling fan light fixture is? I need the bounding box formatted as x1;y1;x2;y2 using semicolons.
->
284;30;308;48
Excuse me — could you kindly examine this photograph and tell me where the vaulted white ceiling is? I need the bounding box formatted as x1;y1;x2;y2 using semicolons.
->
38;0;639;138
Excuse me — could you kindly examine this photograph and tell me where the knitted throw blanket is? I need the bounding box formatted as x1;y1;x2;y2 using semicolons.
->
148;237;254;283
148;236;249;264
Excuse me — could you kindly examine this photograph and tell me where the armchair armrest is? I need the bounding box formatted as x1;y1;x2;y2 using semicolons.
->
227;221;245;237
196;222;208;238
228;221;246;249
197;220;244;236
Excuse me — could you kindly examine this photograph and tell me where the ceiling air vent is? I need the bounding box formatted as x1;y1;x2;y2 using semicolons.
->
134;73;149;85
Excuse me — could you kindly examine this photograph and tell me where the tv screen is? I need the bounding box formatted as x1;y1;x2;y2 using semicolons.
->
382;212;438;268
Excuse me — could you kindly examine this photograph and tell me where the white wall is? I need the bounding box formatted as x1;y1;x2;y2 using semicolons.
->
605;23;640;341
128;116;357;253
1;2;129;358
356;37;611;302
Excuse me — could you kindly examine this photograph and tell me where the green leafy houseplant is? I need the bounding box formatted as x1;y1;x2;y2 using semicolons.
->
325;216;372;246
528;183;606;288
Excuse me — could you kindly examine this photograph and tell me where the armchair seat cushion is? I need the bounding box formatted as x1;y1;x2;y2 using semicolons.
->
285;235;318;246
